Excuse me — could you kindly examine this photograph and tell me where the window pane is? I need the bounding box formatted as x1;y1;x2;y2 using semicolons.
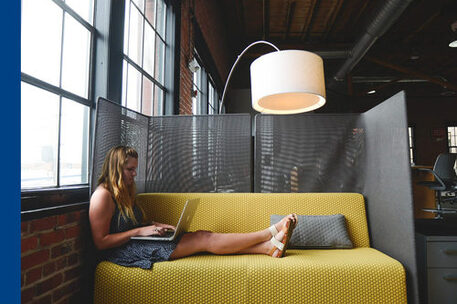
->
156;0;166;38
132;0;145;13
21;0;62;86
143;23;155;77
123;0;130;55
122;60;128;107
21;82;59;188
145;0;156;27
60;99;90;185
65;0;94;24
142;76;154;116
61;13;91;98
126;64;142;112
154;85;163;116
128;5;144;66
155;37;165;84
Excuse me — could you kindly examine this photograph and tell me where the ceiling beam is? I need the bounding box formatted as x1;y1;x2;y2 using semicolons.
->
366;56;457;92
283;1;296;40
322;0;344;41
300;0;320;41
263;0;270;40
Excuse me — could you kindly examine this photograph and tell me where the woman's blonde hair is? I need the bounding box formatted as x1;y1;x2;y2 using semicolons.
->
97;146;144;225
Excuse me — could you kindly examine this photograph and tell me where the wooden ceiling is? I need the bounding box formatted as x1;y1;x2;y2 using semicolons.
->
219;0;457;109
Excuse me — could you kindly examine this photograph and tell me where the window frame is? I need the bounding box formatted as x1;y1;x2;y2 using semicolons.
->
447;125;457;153
191;50;220;115
408;126;416;165
121;0;176;116
21;0;97;213
21;0;179;217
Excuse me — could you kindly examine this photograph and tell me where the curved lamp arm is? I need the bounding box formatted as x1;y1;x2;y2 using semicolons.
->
218;40;280;114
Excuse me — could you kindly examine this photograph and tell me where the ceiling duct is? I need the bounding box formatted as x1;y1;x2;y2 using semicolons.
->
333;0;413;81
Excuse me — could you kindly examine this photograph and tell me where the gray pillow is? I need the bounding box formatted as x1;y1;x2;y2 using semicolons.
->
270;214;353;249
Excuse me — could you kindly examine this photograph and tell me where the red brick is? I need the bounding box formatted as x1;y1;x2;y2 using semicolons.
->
22;221;29;234
35;294;52;304
31;217;57;232
67;253;79;266
21;250;49;271
21;273;25;287
36;273;63;296
21;236;38;253
51;242;72;258
53;280;78;302
64;266;81;282
56;297;70;304
40;230;65;247
25;267;42;285
55;257;67;271
21;286;35;303
57;212;81;227
64;226;80;239
42;261;56;277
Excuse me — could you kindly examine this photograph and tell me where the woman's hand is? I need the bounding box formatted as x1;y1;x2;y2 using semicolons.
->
136;225;169;236
150;221;176;232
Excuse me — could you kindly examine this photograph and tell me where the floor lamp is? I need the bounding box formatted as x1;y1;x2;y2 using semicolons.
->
219;41;326;115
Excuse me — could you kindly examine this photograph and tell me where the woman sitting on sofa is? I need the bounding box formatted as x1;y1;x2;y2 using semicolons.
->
89;145;297;269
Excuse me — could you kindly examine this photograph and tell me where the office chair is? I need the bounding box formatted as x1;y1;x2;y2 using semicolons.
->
417;153;457;216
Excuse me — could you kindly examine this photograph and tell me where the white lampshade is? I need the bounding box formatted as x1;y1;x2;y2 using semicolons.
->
250;50;326;114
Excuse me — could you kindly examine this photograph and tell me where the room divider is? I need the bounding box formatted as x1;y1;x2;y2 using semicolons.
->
91;91;418;303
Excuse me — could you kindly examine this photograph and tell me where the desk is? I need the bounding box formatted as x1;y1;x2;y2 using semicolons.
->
411;166;436;219
416;220;457;304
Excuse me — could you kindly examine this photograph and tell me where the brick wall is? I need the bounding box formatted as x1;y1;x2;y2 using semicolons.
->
179;0;194;115
21;210;94;304
179;0;231;115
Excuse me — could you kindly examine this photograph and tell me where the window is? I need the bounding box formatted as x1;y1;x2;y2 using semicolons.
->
448;126;457;153
191;53;220;115
408;126;415;165
122;0;168;116
21;0;93;190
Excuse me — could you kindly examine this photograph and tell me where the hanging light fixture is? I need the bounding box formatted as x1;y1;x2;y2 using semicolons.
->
219;41;326;115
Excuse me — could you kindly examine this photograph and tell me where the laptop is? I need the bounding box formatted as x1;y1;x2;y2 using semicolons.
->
131;198;200;241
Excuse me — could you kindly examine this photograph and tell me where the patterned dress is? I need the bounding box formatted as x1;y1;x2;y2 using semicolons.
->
100;201;180;269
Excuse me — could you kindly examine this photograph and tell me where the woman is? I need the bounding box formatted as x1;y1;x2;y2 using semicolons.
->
89;145;297;269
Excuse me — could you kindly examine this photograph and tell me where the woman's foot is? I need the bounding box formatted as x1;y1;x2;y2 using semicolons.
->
269;214;297;238
267;216;295;257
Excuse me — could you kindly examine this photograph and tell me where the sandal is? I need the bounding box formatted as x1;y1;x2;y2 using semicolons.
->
269;217;296;258
269;214;297;237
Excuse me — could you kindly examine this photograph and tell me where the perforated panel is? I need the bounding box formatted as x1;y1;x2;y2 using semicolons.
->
91;98;149;193
146;114;251;192
91;98;252;194
255;114;365;193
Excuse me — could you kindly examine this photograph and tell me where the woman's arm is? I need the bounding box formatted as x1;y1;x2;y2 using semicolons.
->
89;188;167;250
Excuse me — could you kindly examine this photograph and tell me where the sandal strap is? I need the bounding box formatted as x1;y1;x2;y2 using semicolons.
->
269;225;279;237
270;236;285;251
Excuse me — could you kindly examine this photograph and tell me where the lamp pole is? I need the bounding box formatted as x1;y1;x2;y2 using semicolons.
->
218;41;280;114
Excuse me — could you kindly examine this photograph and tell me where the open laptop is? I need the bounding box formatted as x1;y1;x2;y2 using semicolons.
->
131;198;200;241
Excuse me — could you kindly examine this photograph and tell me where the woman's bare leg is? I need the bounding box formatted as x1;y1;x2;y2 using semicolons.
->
169;214;294;260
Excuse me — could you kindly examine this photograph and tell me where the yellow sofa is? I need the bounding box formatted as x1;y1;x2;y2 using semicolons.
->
94;193;407;303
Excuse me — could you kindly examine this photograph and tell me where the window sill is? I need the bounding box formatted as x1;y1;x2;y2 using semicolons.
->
21;186;90;220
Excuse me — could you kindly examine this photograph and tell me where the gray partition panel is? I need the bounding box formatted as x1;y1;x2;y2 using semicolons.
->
146;114;252;192
255;114;365;193
362;91;418;303
91;98;149;193
92;98;252;194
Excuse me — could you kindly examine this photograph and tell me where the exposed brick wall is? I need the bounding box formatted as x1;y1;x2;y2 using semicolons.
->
179;0;194;115
21;210;94;304
179;0;231;115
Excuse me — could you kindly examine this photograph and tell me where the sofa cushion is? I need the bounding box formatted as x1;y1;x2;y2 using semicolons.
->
94;248;406;304
270;214;353;249
136;193;370;248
